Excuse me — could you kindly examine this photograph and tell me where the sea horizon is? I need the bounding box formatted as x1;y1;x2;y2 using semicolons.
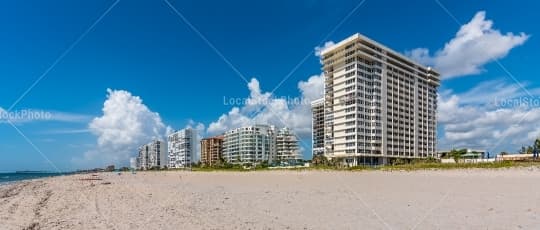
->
0;171;69;186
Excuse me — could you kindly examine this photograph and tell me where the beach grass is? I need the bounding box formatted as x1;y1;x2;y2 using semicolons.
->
380;161;517;171
137;160;540;173
190;161;540;172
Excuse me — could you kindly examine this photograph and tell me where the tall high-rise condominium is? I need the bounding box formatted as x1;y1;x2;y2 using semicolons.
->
137;140;166;170
317;33;440;165
223;125;276;164
200;135;224;166
311;98;325;157
275;127;301;162
168;128;196;168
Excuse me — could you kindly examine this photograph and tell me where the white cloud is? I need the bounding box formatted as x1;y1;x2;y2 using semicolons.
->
315;41;335;57
299;73;325;102
48;111;92;123
38;129;90;135
407;11;529;79
207;74;324;144
74;89;170;167
438;80;540;153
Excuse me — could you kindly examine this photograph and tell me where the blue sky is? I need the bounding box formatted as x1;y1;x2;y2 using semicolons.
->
1;0;539;171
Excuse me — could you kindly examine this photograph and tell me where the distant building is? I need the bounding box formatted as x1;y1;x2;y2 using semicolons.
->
130;157;137;169
497;154;534;161
275;127;301;162
311;98;325;157
201;135;224;166
437;149;488;159
223;125;276;164
137;140;166;170
168;128;196;169
105;165;115;172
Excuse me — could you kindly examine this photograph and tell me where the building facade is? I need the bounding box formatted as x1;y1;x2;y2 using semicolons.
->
130;157;137;169
223;125;276;164
275;127;301;162
136;140;166;170
311;98;325;157
319;33;440;165
168;128;196;169
201;135;224;166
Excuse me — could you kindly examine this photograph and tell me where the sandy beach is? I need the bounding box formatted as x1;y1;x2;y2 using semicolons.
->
1;169;539;230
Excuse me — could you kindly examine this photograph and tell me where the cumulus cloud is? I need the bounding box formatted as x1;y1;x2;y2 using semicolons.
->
438;80;540;153
74;89;170;167
315;41;335;57
207;74;324;142
407;11;529;79
299;73;325;101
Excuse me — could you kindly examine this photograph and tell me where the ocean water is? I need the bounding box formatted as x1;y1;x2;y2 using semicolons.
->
0;172;66;186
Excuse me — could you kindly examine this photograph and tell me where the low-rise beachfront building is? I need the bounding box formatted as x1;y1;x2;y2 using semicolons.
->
275;127;301;162
223;125;276;164
437;149;488;159
168;128;196;169
201;135;224;166
496;154;534;161
137;140;166;170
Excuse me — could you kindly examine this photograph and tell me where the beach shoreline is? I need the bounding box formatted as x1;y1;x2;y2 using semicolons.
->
1;169;539;229
0;172;69;187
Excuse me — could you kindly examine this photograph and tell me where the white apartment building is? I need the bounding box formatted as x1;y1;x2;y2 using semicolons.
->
136;140;166;170
223;125;276;164
319;33;440;165
311;98;325;157
275;127;301;162
168;128;196;168
130;157;137;169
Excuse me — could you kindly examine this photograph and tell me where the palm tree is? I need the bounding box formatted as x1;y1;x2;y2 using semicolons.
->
533;139;540;159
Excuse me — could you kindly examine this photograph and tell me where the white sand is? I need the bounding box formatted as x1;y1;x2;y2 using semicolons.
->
1;169;539;230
